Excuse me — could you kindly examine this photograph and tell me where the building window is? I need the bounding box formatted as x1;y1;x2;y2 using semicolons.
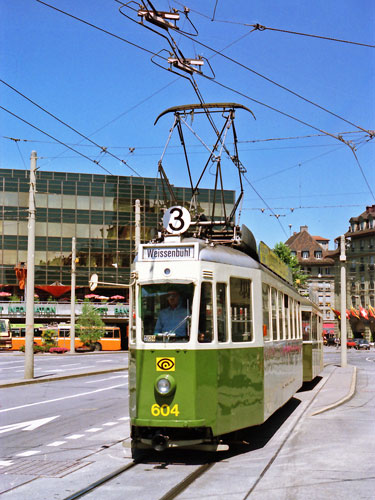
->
291;251;297;257
360;240;365;250
359;221;365;230
325;267;331;275
302;251;309;259
314;251;322;259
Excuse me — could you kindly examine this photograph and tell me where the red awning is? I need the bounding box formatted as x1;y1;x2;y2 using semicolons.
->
35;285;72;298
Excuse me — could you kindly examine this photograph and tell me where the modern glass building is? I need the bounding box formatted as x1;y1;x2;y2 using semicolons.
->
0;169;235;292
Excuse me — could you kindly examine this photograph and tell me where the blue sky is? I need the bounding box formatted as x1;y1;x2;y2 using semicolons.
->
1;0;374;249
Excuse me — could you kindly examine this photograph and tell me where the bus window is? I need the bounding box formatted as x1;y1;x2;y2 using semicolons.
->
230;277;253;342
199;282;213;343
217;283;227;342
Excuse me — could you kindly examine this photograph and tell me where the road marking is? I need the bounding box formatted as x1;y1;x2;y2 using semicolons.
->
85;375;127;383
66;434;85;440
0;460;13;467
118;417;130;421
103;422;116;427
47;441;66;447
0;384;126;413
41;365;94;373
0;416;60;434
85;428;102;433
16;450;41;457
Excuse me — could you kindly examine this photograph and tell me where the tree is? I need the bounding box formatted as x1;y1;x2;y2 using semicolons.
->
273;242;308;288
76;302;105;348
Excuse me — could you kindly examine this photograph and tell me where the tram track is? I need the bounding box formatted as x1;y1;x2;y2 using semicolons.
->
62;372;339;500
62;457;214;500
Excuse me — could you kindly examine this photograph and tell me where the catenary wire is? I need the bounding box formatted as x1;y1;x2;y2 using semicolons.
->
34;1;374;204
171;1;375;48
36;1;361;148
165;27;372;136
0;79;141;177
0;106;115;176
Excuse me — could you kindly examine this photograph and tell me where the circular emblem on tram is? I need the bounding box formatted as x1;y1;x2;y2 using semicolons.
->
163;206;191;234
156;357;175;371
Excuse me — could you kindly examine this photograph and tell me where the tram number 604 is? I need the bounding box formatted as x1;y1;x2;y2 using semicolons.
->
151;403;180;417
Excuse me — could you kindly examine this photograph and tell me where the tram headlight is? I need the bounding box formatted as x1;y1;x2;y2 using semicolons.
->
155;374;176;396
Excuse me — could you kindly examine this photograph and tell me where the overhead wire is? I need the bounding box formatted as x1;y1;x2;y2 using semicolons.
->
34;1;375;205
0;79;141;177
36;1;365;148
171;1;375;48
0;106;114;176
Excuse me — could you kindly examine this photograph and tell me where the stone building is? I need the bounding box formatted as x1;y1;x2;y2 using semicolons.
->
285;226;335;336
333;205;375;340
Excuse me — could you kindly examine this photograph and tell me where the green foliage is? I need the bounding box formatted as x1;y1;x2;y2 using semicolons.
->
273;242;308;288
76;302;105;347
19;344;48;353
41;329;57;347
10;295;20;302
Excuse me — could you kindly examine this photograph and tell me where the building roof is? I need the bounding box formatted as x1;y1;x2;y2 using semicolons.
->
285;226;334;265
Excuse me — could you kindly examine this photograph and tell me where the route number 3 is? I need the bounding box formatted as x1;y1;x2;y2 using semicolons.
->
151;403;180;417
163;206;191;234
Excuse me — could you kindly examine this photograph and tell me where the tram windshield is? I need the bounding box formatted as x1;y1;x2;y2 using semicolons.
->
140;283;194;342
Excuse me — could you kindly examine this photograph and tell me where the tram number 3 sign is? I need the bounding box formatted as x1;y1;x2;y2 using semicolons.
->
163;206;191;234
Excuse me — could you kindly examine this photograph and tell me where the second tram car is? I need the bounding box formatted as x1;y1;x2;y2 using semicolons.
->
128;223;323;457
301;302;324;382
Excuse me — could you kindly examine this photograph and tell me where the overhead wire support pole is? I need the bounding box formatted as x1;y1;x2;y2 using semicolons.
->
25;151;37;380
340;235;348;368
70;237;76;354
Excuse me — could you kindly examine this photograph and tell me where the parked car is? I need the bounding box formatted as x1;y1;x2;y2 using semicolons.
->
355;338;370;350
347;338;357;348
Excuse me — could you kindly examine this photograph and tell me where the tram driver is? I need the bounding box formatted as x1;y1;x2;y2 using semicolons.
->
154;290;189;338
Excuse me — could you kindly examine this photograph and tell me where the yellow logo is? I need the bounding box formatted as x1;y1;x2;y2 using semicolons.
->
156;357;175;371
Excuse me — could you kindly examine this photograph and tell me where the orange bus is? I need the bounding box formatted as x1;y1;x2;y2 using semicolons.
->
54;323;121;351
0;319;12;349
9;323;122;351
10;324;45;350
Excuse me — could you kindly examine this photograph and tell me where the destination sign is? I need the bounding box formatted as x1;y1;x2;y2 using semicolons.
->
258;241;293;284
141;245;195;261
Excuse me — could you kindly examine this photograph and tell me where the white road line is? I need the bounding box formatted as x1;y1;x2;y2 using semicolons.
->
118;417;130;421
40;365;94;373
16;450;41;457
0;383;126;413
66;434;85;440
85;428;102;433
47;441;66;447
85;375;127;383
0;460;13;467
102;422;117;427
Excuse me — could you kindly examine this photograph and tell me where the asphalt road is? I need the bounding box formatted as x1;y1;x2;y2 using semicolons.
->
0;351;127;382
0;370;129;464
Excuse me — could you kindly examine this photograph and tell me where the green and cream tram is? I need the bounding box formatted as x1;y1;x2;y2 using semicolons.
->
128;223;322;456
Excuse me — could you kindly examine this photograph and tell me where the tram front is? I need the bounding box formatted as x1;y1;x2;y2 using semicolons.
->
128;232;225;457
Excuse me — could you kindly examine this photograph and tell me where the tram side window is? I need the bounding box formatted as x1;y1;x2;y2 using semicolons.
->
217;283;228;342
302;311;310;341
271;288;278;340
103;329;114;339
230;277;253;342
140;283;194;343
262;283;271;341
284;294;289;339
198;282;213;343
278;291;284;340
289;298;295;339
311;314;317;341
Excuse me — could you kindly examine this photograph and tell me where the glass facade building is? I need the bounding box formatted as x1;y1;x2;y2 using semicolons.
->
0;169;235;290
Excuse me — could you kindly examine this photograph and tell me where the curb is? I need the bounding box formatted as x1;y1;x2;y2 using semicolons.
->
311;365;357;416
0;366;127;388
